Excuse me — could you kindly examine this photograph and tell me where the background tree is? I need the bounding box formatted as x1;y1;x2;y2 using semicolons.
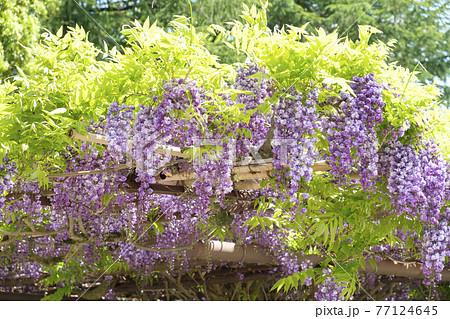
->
267;0;450;105
2;1;447;102
47;0;262;63
0;0;59;78
41;1;450;104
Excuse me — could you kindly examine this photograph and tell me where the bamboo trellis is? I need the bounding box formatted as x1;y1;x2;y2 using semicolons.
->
1;130;449;300
63;131;449;281
67;130;360;193
187;241;450;281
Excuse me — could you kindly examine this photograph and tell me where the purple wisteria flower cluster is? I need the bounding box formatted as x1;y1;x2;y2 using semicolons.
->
314;268;345;301
1;178;65;281
131;79;209;194
380;140;448;220
233;63;272;157
191;140;234;204
383;142;426;214
379;139;450;282
0;137;218;283
323;73;385;189
133;80;197;179
0;155;17;211
190;64;273;201
225;207;300;276
422;221;449;282
106;102;134;158
272;87;320;196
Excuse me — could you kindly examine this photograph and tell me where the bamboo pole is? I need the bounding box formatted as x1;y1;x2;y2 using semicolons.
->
234;180;261;191
68;130;336;173
68;129;185;158
68;129;108;145
160;160;332;182
186;241;450;281
312;160;332;172
187;240;275;265
44;164;132;179
67;129;362;187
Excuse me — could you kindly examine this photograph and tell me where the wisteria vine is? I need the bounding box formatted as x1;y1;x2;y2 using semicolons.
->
1;66;449;301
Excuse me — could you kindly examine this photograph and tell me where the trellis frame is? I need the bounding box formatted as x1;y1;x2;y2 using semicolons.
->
1;129;449;300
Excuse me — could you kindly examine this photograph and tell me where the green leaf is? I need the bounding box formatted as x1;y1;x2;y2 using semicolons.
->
56;26;63;38
153;222;164;234
143;17;150;29
49;108;67;115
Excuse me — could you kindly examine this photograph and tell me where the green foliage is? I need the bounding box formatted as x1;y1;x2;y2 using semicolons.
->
272;267;316;293
38;1;450;104
424;107;450;160
39;260;80;300
0;18;241;184
224;5;441;130
41;285;73;301
267;0;450;105
38;251;128;300
46;0;262;65
0;0;59;77
264;172;423;295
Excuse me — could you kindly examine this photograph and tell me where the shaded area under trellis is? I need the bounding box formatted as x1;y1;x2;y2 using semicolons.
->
1;240;449;300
